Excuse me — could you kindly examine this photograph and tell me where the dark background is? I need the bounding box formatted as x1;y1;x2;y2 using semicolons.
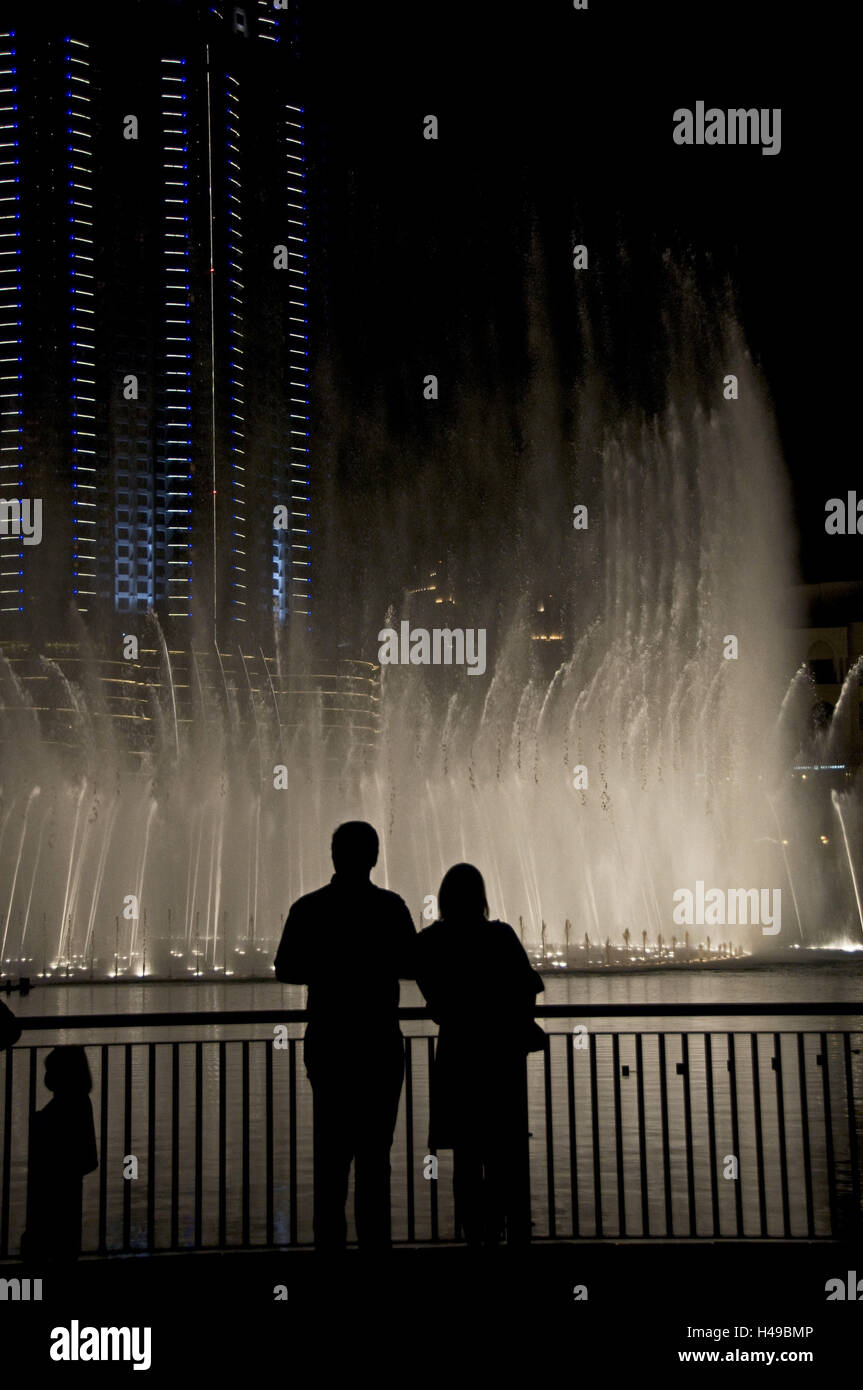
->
298;0;852;590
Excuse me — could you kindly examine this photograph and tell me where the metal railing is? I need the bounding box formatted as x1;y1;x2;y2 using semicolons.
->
1;1004;861;1255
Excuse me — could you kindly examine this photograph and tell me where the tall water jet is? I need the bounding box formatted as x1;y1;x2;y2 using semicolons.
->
831;789;863;946
0;296;859;975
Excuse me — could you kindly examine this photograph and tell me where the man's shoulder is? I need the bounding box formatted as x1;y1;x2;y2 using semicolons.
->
370;883;413;917
287;881;412;917
286;883;333;917
418;919;447;941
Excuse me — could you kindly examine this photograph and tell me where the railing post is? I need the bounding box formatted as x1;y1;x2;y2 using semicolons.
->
704;1033;720;1236
727;1032;744;1236
426;1036;439;1242
24;1049;36;1252
218;1040;227;1248
288;1037;297;1246
194;1042;203;1247
611;1033;625;1237
566;1029;579;1238
773;1031;791;1237
842;1033;861;1233
589;1031;602;1237
147;1042;156;1251
404;1036;414;1243
543;1039;556;1239
265;1039;274;1246
796;1032;815;1237
242;1039;250;1246
820;1031;839;1236
171;1042;180;1250
680;1033;697;1237
658;1032;673;1236
1;1046;14;1257
634;1032;649;1237
99;1044;109;1255
751;1033;768;1236
122;1043;132;1251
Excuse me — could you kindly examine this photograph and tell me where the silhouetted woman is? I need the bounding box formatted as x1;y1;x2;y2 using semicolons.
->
416;864;545;1247
22;1046;98;1262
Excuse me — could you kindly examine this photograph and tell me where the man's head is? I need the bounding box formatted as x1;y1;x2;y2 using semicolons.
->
331;821;379;879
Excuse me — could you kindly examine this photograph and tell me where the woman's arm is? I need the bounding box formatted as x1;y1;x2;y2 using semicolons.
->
415;931;450;1025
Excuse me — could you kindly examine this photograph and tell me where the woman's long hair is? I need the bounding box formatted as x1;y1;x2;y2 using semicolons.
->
438;863;489;921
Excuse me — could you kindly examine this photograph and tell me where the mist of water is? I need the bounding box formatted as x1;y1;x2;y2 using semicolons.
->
1;304;861;977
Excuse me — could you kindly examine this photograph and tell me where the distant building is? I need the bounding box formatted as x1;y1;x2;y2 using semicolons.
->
0;1;311;645
405;560;457;623
531;592;563;642
792;580;863;769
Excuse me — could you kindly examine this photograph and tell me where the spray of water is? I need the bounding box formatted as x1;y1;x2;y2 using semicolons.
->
0;303;860;975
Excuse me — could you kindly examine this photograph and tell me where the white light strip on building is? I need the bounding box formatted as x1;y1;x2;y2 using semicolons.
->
161;56;192;618
66;37;96;613
0;35;20;611
225;75;245;622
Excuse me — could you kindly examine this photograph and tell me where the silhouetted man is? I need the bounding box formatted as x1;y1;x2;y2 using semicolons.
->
274;821;417;1251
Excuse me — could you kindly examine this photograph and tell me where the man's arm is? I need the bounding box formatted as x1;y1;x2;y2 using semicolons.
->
394;896;419;980
274;900;311;984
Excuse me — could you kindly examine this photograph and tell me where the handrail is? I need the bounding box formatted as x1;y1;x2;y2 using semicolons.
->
4;1002;861;1250
11;1001;863;1030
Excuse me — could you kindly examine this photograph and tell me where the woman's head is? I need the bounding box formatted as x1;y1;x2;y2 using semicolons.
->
44;1046;93;1096
438;863;489;922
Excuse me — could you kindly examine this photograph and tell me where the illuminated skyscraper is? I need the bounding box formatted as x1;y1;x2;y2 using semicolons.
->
1;0;311;644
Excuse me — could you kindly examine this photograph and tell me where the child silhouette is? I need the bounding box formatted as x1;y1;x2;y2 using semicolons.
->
22;1046;98;1262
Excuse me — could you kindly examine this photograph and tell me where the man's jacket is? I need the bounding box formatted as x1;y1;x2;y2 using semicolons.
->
274;875;417;1052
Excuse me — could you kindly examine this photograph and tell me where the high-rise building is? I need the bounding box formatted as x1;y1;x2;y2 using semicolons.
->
0;0;312;645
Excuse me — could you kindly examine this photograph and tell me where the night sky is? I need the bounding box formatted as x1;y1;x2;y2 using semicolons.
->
301;1;851;592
